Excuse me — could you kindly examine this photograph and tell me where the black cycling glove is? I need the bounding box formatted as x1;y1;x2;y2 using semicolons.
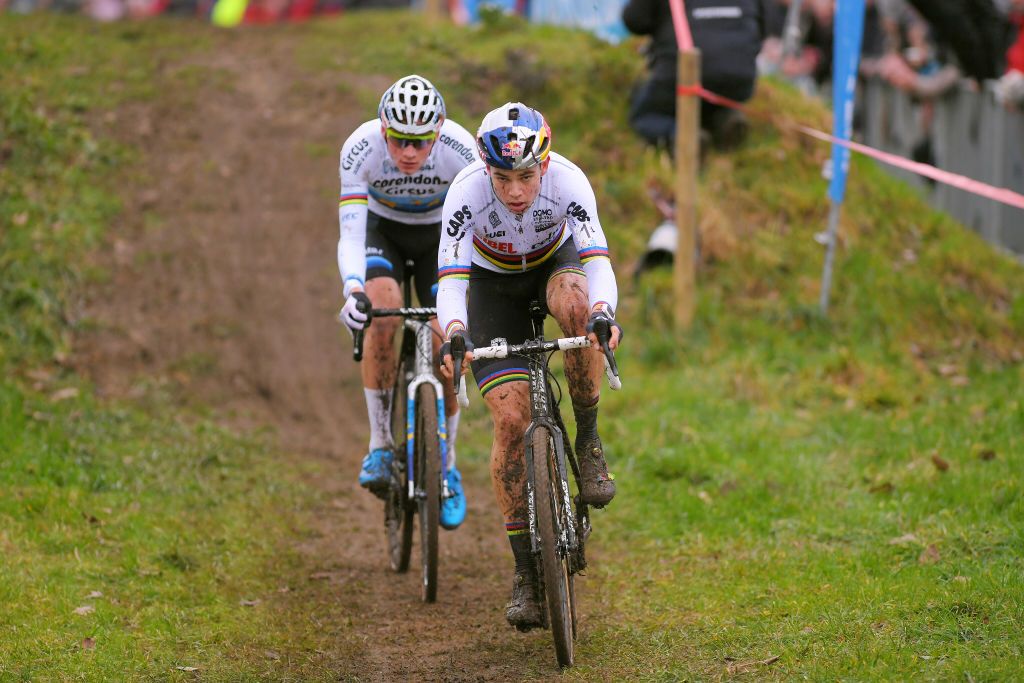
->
439;332;474;369
586;310;623;343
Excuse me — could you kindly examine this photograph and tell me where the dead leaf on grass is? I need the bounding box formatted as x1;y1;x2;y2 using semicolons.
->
50;387;80;402
239;598;261;607
175;666;199;672
81;637;95;650
977;449;996;461
725;655;780;674
918;544;941;565
888;533;919;545
869;481;894;494
697;490;713;505
936;363;958;377
309;572;335;581
264;650;280;660
85;591;103;599
73;605;95;616
930;452;950;472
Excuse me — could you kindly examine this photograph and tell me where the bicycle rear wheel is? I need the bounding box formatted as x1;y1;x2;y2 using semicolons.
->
532;425;575;668
385;356;413;572
416;383;440;603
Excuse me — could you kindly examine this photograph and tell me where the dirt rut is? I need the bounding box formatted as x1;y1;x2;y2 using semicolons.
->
76;29;567;681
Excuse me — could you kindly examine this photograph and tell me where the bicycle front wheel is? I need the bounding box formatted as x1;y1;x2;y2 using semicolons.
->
415;383;440;603
386;356;414;572
532;425;575;668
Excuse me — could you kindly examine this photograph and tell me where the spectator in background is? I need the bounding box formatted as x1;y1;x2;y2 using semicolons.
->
622;0;767;153
902;0;1014;83
994;0;1024;106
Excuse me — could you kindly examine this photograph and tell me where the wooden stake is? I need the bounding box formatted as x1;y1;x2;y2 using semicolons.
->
674;48;701;331
424;0;444;21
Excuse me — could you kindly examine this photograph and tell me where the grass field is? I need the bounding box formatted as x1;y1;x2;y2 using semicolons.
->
2;11;1022;680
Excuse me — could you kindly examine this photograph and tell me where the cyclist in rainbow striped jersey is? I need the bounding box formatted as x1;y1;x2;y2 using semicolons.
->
337;75;476;530
436;102;622;629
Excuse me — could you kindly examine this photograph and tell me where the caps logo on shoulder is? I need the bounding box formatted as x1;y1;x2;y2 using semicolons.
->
566;201;589;223
446;204;473;239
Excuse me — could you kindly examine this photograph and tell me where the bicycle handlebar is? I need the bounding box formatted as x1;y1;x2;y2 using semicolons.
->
456;335;622;407
589;317;619;379
449;334;469;408
351;306;437;362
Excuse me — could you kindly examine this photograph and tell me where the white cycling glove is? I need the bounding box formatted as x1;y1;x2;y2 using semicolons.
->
339;291;371;331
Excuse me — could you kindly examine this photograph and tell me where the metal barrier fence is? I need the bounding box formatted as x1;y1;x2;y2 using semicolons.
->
861;77;1024;257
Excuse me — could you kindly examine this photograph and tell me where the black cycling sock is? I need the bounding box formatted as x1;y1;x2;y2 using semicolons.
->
508;532;535;575
573;399;599;446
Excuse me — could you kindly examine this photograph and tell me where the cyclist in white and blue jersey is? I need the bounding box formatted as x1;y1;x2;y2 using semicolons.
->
337;75;476;530
436;102;623;629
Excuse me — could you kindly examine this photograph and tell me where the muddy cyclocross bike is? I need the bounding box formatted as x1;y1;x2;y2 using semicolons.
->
352;265;456;603
450;301;621;669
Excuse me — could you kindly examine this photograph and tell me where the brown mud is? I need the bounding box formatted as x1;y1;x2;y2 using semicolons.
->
74;28;572;681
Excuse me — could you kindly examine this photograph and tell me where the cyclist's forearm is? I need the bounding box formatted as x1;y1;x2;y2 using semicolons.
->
436;277;469;340
338;202;368;297
581;257;618;316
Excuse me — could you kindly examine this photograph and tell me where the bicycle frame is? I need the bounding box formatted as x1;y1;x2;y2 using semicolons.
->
468;325;619;569
522;344;581;563
401;316;451;503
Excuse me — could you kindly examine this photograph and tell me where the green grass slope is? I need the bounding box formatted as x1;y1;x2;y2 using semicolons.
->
2;10;1022;680
1;17;319;680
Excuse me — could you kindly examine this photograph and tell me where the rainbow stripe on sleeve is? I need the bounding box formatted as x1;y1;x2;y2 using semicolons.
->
444;319;466;339
578;246;610;264
438;265;471;282
338;193;368;207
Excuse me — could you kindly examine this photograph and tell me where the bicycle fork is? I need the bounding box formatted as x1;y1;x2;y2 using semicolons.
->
403;319;451;503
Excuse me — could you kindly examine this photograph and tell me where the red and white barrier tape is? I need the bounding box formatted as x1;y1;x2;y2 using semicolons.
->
668;0;1024;212
676;84;1024;211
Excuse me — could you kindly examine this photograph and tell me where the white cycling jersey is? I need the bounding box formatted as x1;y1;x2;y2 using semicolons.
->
337;118;477;297
436;152;618;339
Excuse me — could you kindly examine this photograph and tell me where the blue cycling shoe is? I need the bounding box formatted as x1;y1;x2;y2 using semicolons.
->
440;466;467;530
358;447;393;496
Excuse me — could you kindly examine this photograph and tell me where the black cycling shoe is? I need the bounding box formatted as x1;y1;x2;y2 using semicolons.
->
505;572;543;632
576;437;616;508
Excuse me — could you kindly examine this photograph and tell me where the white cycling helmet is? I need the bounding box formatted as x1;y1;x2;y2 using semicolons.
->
378;74;446;136
476;102;552;170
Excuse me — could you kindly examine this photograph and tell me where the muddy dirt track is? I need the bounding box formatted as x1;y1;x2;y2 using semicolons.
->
76;29;580;681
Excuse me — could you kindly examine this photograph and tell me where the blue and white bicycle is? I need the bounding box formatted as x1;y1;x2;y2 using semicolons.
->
352;296;455;603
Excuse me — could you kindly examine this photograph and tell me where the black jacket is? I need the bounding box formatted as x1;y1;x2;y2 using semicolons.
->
623;0;766;88
904;0;1013;81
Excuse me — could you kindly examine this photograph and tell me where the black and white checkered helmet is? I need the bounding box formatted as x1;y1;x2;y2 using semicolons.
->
378;74;446;135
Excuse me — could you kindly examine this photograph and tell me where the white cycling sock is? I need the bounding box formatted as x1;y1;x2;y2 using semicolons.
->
364;387;394;451
446;410;460;470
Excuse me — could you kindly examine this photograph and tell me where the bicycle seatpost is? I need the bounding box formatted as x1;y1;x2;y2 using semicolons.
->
351;299;373;362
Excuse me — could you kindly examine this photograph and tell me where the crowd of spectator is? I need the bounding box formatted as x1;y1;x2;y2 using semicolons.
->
757;0;1024;107
620;0;1023;161
0;0;403;21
